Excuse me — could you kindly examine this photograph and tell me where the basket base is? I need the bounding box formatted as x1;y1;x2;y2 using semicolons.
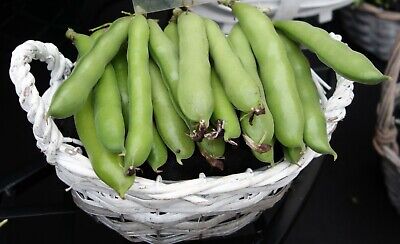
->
71;186;289;244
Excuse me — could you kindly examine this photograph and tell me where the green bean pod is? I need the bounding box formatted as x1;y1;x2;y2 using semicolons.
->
148;19;180;96
67;29;133;196
241;113;274;163
283;146;303;163
274;20;388;85
164;22;179;53
162;22;226;165
164;17;211;141
111;46;130;127
90;24;125;153
66;29;125;154
251;140;274;164
93;64;125;154
66;29;92;57
198;137;226;170
227;23;274;163
74;93;134;198
48;16;132;119
148;20;192;130
148;19;190;127
227;23;262;92
210;69;241;142
232;2;304;148
177;12;213;127
147;124;168;172
149;60;195;164
89;29;125;154
124;15;153;175
163;17;227;166
279;32;337;159
205;18;262;113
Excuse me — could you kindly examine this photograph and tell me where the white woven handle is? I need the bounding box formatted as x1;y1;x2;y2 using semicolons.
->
9;40;73;164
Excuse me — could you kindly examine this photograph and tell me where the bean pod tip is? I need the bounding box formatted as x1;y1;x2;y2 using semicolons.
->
65;28;76;41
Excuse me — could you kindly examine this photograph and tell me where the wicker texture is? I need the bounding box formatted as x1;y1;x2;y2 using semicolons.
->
191;0;353;33
340;3;400;60
373;33;400;214
9;35;354;243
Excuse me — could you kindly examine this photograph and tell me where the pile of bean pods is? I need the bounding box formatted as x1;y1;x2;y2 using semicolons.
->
47;2;387;197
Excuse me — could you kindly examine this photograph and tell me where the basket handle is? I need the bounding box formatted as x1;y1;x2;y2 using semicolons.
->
373;33;400;166
9;40;73;164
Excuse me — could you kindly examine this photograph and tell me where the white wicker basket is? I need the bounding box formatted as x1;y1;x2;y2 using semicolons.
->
9;35;354;243
191;0;353;33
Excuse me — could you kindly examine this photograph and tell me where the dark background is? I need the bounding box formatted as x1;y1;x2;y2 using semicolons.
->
1;0;400;243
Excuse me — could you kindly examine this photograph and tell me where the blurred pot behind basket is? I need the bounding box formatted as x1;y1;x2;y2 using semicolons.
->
340;3;400;61
373;33;400;214
191;0;353;33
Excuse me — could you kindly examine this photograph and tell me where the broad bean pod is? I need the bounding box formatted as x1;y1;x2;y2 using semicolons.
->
177;12;213;130
209;69;241;142
124;15;153;175
147;124;168;172
231;2;304;148
274;20;388;85
205;18;263;114
111;46;130;128
227;23;274;163
279;32;337;159
74;93;134;198
48;16;132;118
149;59;195;164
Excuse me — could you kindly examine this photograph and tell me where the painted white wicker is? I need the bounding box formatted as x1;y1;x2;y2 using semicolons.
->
191;0;353;33
9;34;354;243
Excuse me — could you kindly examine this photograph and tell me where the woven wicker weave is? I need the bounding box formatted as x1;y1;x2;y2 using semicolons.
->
192;0;353;33
340;3;400;61
9;34;354;243
373;33;400;214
